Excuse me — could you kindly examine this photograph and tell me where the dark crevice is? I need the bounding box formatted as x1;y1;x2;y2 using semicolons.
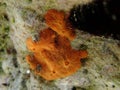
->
69;0;120;40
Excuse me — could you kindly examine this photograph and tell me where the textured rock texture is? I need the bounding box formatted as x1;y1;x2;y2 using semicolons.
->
0;0;120;90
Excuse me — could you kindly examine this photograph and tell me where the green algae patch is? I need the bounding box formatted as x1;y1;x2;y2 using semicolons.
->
0;2;10;74
0;14;10;60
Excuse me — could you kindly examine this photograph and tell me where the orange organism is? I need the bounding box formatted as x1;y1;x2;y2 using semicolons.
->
45;9;75;41
26;9;88;80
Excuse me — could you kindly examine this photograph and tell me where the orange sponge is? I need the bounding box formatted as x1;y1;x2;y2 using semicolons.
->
26;9;88;80
45;9;75;41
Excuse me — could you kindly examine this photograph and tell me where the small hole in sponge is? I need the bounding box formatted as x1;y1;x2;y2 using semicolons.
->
53;71;56;74
65;61;69;66
50;71;56;76
32;48;35;51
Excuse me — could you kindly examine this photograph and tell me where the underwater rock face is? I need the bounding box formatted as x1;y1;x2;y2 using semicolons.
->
69;0;120;40
0;0;120;90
